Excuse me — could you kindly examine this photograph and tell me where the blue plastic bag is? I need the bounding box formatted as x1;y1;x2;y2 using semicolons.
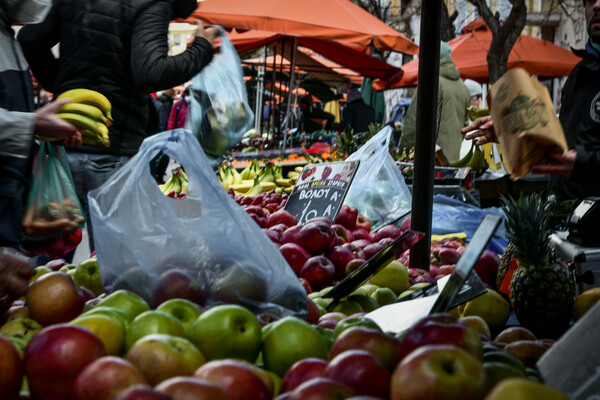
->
432;194;508;253
88;129;306;317
187;27;254;160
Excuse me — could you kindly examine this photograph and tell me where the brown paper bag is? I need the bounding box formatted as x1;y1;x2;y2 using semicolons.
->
488;68;568;180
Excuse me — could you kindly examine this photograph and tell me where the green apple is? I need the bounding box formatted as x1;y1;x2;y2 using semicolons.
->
58;264;76;273
156;298;202;337
332;315;382;338
398;289;417;300
96;289;150;320
70;313;125;356
126;333;206;386
332;299;364;316
371;287;398;307
312;297;332;309
189;304;261;363
73;258;104;296
29;266;52;284
0;317;42;341
360;284;381;296
262;316;329;376
125;310;185;351
3;333;29;358
369;260;409;295
346;293;379;312
83;306;131;333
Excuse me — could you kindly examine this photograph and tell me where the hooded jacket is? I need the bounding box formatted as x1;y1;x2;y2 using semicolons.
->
548;42;600;201
399;56;471;163
333;89;375;134
17;0;214;156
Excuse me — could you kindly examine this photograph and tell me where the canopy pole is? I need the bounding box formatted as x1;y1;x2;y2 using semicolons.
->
409;0;443;271
282;36;298;155
254;54;265;132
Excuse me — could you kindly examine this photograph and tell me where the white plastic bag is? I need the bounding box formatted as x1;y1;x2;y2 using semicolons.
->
88;129;306;317
187;27;254;159
344;126;412;228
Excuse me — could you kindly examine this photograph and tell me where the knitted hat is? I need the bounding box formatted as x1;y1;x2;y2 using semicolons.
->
440;41;452;59
464;79;483;97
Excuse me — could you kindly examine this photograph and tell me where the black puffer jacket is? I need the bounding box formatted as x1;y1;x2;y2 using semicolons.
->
548;43;600;201
17;0;214;156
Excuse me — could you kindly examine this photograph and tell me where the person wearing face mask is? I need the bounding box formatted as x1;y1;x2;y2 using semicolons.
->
0;0;81;250
17;0;219;253
462;0;600;202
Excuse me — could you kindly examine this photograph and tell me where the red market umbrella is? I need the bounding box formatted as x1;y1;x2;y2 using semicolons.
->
375;18;582;90
190;0;418;54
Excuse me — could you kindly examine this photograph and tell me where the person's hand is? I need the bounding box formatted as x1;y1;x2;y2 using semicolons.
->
188;20;219;47
0;248;34;315
530;149;577;178
35;99;82;147
461;116;497;145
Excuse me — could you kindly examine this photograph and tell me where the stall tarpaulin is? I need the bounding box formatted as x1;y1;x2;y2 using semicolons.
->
374;18;582;90
189;0;418;54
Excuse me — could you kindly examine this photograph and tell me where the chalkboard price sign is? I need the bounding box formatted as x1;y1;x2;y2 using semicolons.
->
284;161;360;225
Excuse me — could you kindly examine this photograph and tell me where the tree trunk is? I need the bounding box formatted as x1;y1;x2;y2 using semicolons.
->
470;0;528;83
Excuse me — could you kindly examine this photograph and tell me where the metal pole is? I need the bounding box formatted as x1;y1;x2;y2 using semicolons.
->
282;37;298;155
409;0;443;271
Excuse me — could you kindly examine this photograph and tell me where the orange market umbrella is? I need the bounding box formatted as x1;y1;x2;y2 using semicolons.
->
375;18;582;90
190;0;418;54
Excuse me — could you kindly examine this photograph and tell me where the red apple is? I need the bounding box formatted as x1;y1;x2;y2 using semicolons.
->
435;247;461;265
281;224;303;244
334;205;358;230
27;271;85;326
399;216;411;233
329;326;403;371
373;225;402;242
248;213;267;228
300;256;336;290
378;237;394;246
306;216;334;226
299;277;313;294
297;222;337;255
362;242;386;260
263;228;282;244
280;358;328;394
390;345;488;400
438;264;455;276
280;243;313;275
342;243;365;260
112;385;170;400
243;205;268;219
474;250;501;288
155;376;231;400
24;324;105;400
269;223;290;235
355;215;371;232
71;356;147;400
288;377;355;400
194;359;271;400
397;314;483;362
324;349;390;398
267;209;298;228
45;258;69;271
331;224;351;245
325;246;356;279
79;286;96;302
0;334;22;399
351;228;371;242
306;298;321;324
350;239;372;250
503;340;548;368
152;269;207;308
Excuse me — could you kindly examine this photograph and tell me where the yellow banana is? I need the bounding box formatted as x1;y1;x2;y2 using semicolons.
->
294;166;304;173
275;187;283;194
467;145;488;174
283;186;293;194
275;178;292;187
287;171;300;179
59;103;111;126
450;141;475;168
57;89;112;121
244;177;263;197
231;182;253;193
240;163;255;180
58;112;104;136
481;142;497;171
230;167;243;184
259;182;276;192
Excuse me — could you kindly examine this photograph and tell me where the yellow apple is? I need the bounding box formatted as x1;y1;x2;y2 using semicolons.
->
484;377;569;400
70;313;126;356
461;289;510;329
369;260;409;295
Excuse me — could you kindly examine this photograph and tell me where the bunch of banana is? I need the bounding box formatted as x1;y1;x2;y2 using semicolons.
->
49;89;113;147
467;106;490;121
449;141;489;173
159;167;188;198
240;159;261;180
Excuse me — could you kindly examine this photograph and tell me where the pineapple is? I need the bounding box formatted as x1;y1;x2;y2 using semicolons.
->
501;193;574;326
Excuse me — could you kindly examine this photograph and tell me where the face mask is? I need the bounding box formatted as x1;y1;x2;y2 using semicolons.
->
1;0;52;24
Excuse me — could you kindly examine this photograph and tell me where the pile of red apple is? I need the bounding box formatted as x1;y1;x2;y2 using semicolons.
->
228;188;289;217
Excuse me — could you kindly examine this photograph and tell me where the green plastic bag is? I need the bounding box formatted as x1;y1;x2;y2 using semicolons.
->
21;142;84;257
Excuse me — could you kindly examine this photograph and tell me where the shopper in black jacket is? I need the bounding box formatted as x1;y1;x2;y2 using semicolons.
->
462;0;600;202
17;0;218;252
333;88;375;134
